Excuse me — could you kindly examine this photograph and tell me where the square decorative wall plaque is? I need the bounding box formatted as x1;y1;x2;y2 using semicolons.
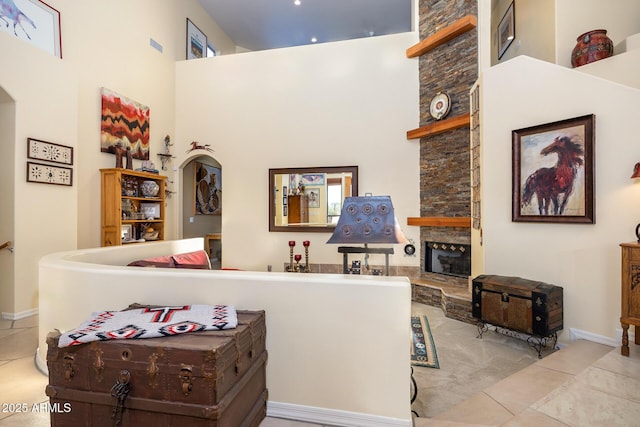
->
28;138;73;165
27;161;73;186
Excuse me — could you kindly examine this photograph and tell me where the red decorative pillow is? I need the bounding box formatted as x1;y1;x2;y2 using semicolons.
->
127;255;175;268
171;250;211;270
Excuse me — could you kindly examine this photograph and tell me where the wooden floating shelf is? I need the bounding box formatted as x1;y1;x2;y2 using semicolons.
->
406;15;477;58
407;217;471;228
406;114;470;140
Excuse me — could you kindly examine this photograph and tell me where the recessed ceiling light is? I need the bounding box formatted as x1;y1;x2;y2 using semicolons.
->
311;37;317;43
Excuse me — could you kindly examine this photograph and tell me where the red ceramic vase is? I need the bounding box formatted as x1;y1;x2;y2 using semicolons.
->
571;29;613;68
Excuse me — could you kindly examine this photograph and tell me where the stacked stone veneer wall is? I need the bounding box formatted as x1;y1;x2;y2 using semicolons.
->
418;0;478;287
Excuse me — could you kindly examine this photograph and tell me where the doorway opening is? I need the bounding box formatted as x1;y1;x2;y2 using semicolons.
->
181;155;222;269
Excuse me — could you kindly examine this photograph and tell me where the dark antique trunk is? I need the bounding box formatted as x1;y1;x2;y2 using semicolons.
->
472;275;563;337
46;310;266;427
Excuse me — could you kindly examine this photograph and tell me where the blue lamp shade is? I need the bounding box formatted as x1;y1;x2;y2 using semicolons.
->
326;196;408;244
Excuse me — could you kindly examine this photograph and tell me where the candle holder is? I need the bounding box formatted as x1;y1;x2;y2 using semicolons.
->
285;240;311;272
286;241;296;272
303;240;310;273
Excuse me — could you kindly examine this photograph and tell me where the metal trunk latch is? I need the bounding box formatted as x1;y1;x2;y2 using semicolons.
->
93;348;104;383
179;366;193;396
63;353;75;381
110;370;131;426
147;353;159;387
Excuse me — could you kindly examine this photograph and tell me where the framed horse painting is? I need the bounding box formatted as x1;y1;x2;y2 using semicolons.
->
512;114;595;224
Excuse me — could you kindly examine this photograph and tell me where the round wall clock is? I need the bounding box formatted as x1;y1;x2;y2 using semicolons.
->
429;92;451;120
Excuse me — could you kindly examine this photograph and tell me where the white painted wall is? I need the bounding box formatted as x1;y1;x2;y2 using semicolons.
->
492;0;556;65
0;92;16;314
174;33;420;271
479;55;640;342
0;31;77;315
41;0;235;251
38;239;412;425
574;49;640;89
0;0;236;316
490;0;640;68
2;2;420;315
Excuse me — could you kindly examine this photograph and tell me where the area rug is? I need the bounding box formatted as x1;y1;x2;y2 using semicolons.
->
411;316;439;369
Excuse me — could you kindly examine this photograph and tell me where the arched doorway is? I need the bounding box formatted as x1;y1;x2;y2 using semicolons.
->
180;155;222;268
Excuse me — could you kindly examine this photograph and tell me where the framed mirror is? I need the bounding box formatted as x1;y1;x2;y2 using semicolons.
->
269;166;358;232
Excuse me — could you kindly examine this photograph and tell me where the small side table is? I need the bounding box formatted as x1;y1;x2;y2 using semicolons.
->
337;246;394;276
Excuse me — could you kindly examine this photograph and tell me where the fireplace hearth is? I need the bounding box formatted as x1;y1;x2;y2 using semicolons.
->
424;241;471;278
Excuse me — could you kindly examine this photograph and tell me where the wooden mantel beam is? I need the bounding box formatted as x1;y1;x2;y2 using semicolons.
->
407;217;471;228
406;114;470;140
406;15;477;58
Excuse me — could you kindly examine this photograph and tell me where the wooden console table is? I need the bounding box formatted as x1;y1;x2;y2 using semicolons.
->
620;242;640;356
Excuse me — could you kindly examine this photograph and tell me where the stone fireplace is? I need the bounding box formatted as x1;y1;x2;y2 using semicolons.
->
414;0;477;290
424;241;471;278
419;228;470;288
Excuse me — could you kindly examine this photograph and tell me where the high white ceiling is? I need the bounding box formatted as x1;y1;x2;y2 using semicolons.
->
198;0;413;52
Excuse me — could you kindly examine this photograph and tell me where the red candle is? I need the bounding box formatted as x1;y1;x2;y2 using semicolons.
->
303;240;310;247
294;254;302;262
288;240;296;247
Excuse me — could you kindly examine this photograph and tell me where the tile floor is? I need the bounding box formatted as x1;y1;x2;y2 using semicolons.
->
1;303;639;426
412;303;640;427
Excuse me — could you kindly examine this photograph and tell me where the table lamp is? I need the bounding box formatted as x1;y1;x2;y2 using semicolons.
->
327;195;407;275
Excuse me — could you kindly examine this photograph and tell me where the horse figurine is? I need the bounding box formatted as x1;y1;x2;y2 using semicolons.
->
0;0;36;39
186;141;214;154
522;135;584;215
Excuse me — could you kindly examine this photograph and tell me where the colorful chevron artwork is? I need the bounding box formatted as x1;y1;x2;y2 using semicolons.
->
100;88;150;160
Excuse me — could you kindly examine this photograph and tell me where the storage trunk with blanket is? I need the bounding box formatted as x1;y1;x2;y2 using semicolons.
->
46;310;267;427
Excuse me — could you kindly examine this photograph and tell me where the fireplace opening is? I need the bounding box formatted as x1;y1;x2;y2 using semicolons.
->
424;241;471;278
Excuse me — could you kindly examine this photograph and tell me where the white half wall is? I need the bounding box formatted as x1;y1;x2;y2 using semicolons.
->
38;239;412;425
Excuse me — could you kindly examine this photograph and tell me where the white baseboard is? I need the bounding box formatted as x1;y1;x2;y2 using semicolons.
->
267;401;411;427
1;307;38;320
569;327;619;347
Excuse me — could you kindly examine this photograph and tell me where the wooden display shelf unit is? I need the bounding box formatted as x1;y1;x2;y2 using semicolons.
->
407;114;471;140
406;15;477;58
100;168;166;246
407;216;471;228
